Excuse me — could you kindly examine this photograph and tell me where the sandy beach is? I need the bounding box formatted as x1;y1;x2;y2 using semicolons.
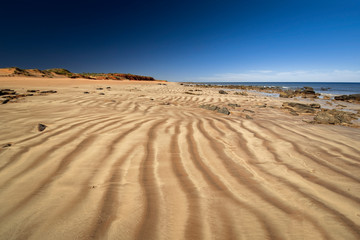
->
0;77;359;240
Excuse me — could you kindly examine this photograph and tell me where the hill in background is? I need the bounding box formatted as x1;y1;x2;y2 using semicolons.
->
0;67;156;81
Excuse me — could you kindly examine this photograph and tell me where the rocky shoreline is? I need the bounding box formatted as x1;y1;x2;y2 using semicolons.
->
183;83;360;103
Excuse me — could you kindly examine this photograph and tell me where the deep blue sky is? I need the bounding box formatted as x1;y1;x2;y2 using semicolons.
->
1;0;359;82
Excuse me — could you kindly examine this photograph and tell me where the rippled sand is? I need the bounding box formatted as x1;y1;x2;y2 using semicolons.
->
0;77;359;239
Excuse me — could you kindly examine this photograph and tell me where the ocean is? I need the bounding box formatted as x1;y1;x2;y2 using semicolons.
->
195;82;360;96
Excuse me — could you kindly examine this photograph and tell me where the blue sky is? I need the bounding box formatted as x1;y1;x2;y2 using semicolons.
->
1;0;359;82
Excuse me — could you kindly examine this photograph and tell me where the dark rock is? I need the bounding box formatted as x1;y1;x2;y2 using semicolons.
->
279;91;294;98
84;92;90;94
38;123;47;132
219;90;228;94
200;104;219;111
302;86;315;94
96;88;103;90
228;103;240;108
334;94;360;102
99;93;105;95
2;99;10;104
27;90;39;93
290;111;299;116
217;107;230;115
185;91;200;95
243;109;255;113
310;103;321;109
106;87;111;90
40;90;57;94
0;89;16;96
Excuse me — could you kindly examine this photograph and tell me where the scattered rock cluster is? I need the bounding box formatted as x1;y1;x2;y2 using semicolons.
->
282;102;321;116
313;109;357;125
189;84;322;99
199;104;230;115
279;87;320;98
0;88;57;104
282;102;358;125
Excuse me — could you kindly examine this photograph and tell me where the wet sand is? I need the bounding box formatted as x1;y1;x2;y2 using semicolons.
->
0;77;359;239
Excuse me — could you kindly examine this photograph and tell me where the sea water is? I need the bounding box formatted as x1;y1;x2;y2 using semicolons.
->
196;82;360;96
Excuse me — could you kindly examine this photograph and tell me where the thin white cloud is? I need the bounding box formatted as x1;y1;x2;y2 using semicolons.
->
197;70;360;82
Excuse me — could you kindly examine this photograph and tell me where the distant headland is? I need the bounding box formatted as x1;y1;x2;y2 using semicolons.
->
0;67;156;81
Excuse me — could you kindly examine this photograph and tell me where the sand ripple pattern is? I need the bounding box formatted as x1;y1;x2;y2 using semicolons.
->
0;87;360;240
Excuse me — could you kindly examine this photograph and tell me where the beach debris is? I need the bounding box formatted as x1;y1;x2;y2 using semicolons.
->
313;109;357;125
219;90;228;94
199;104;230;115
2;143;12;148
334;94;360;102
38;123;47;132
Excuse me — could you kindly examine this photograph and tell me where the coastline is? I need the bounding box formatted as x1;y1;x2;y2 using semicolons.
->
190;82;360;96
0;77;359;239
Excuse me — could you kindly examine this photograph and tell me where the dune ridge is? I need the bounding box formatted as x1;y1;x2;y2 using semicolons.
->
0;78;359;239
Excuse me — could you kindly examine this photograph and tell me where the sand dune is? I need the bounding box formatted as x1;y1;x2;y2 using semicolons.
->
0;77;359;239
